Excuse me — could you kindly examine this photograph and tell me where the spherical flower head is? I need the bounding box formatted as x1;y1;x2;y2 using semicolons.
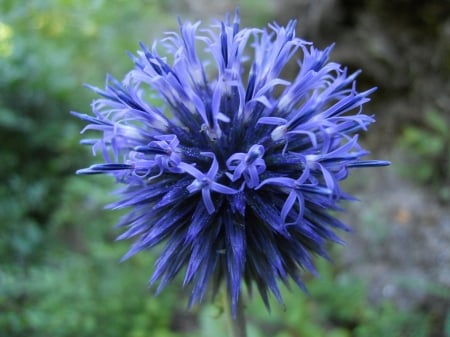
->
72;9;389;315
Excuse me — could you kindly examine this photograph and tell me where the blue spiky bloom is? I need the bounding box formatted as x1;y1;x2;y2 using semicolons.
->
72;10;389;314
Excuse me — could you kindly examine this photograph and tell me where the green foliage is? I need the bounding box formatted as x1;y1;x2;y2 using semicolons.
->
197;258;432;337
397;109;450;201
445;312;450;337
0;249;186;337
353;302;430;337
0;0;172;264
0;174;198;337
0;1;191;336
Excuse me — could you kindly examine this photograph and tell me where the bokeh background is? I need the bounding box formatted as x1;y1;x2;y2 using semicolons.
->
1;0;449;336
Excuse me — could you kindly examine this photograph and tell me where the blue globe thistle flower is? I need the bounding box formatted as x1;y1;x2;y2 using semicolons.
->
72;10;389;314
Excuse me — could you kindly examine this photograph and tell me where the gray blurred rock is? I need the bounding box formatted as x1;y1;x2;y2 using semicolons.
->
341;165;450;311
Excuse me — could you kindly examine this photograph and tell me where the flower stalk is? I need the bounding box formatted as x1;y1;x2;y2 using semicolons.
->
224;288;247;337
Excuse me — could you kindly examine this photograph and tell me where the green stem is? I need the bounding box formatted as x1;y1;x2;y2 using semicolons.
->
223;288;247;337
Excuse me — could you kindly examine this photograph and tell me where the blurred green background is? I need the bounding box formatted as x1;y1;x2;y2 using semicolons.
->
1;0;448;336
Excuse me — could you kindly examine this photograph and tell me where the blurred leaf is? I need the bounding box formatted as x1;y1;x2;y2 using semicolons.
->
445;312;450;337
397;108;449;200
0;107;32;130
424;109;448;135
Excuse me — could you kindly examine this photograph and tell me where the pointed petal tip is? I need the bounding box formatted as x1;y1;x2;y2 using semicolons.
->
75;168;96;175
